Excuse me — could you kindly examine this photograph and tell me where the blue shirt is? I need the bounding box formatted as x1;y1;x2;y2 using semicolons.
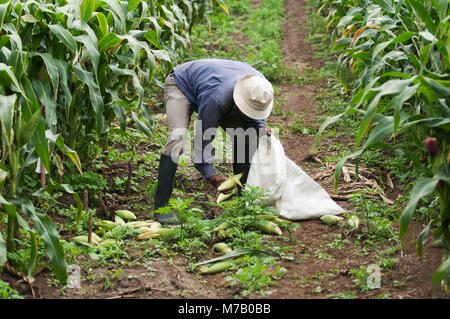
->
173;59;267;179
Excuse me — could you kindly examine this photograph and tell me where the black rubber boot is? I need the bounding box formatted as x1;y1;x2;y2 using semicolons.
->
153;154;179;224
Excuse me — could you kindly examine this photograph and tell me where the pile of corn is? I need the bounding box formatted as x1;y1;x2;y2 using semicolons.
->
197;215;291;274
71;209;177;248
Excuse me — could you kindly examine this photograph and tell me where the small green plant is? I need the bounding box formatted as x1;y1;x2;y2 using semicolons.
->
224;256;276;297
0;280;23;299
349;266;380;293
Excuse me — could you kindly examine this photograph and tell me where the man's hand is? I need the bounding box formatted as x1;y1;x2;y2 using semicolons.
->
260;126;272;136
208;175;226;189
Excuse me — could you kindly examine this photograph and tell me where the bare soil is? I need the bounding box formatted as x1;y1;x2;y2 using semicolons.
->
2;0;447;300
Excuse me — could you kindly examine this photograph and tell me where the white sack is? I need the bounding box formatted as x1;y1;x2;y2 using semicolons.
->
246;135;345;220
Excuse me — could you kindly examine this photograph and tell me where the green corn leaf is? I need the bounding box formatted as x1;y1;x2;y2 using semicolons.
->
140;102;153;130
54;59;72;110
21;14;38;23
80;0;95;22
132;111;153;139
399;176;440;239
128;0;141;12
74;34;99;74
407;0;437;34
73;63;104;135
423;77;450;98
17;107;41;148
112;101;127;131
21;200;67;283
0;63;26;97
0;231;6;267
419;31;438;43
217;1;230;15
152;49;171;63
27;231;38;280
98;33;122;52
0;94;16;156
0;2;10;31
32;79;57;130
393;84;420;135
0;168;6;184
109;64;144;98
45;130;82;174
380;72;413;79
355;78;415;146
374;0;395;13
48;24;77;53
312;113;345;153
417;221;431;256
144;29;161;49
96;12;108;37
391;32;416;44
438;0;449;20
106;0;126;33
30;52;60;99
19;76;51;174
372;40;392;60
432;255;450;288
149;16;161;42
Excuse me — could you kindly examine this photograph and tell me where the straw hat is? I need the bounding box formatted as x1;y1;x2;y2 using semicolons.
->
233;74;274;120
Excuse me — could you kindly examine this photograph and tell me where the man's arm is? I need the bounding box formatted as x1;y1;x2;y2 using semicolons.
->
193;96;224;182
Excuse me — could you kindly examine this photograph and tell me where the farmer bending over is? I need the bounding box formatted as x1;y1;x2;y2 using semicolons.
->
154;58;274;224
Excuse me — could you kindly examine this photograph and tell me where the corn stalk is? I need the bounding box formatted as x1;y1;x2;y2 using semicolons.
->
0;0;228;283
314;0;450;289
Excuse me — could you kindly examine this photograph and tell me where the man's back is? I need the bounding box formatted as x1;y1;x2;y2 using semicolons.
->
173;59;264;112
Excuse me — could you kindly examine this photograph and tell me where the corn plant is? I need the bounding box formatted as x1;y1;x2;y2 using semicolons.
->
0;0;228;283
313;0;449;289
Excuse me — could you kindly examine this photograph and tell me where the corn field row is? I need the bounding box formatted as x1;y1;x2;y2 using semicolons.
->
315;0;449;288
0;0;227;284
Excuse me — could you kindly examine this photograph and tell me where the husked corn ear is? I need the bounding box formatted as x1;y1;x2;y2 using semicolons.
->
274;217;292;226
137;230;161;240
225;228;236;238
138;227;152;233
91;233;102;245
149;222;162;230
115;209;137;220
214;242;232;254
217;173;243;192
212;222;230;233
320;215;344;225
217;229;227;240
159;228;177;239
136;227;178;240
230;173;244;187
254;220;283;235
348;215;360;229
217;192;233;203
96;239;116;249
200;261;233;274
255;214;278;221
97;220;117;229
71;235;89;244
127;221;153;228
114;215;126;225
